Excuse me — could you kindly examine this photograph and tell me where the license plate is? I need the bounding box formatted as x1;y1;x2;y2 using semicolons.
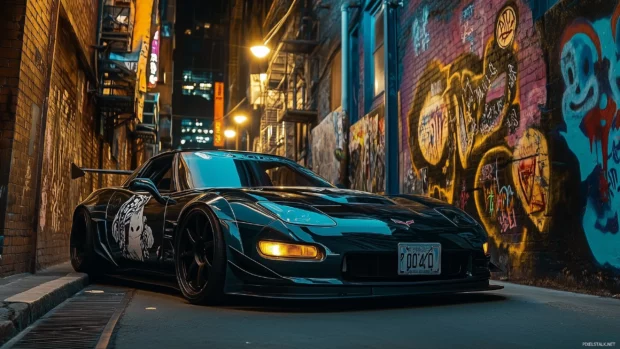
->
398;243;441;275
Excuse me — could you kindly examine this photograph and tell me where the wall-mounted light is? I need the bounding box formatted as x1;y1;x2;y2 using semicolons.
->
234;114;248;124
250;45;270;58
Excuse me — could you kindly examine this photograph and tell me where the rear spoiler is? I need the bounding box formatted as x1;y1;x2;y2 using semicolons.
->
71;163;133;180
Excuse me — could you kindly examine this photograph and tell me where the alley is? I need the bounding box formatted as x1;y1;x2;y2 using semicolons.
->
98;281;618;349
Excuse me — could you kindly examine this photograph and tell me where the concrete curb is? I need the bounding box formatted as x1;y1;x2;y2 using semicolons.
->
0;273;89;346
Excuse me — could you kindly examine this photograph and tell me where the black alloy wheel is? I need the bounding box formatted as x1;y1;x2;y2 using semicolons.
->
175;207;226;305
70;209;101;278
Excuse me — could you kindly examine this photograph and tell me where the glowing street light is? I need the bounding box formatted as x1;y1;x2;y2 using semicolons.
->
234;114;248;124
250;45;270;58
224;129;236;138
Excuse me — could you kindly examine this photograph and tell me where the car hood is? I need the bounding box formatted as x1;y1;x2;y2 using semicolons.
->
213;186;479;232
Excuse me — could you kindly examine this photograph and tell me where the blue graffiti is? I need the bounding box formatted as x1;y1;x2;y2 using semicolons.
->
413;6;430;56
559;5;620;269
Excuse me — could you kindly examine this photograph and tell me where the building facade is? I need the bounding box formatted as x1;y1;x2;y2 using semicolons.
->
172;0;229;150
0;0;167;275
231;0;620;293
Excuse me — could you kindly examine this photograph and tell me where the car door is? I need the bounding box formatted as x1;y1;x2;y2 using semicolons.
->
106;154;174;268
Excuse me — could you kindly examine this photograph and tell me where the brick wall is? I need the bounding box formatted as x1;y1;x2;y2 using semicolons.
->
0;0;57;274
398;0;620;292
0;0;27;271
0;0;136;274
309;0;620;292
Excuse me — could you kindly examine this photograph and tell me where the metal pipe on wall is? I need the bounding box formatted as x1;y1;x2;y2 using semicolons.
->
341;2;359;189
383;0;400;195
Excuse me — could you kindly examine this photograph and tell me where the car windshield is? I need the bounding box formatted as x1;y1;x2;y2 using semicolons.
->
180;152;335;189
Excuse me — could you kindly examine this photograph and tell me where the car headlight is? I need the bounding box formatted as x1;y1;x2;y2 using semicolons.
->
257;241;321;260
258;202;336;227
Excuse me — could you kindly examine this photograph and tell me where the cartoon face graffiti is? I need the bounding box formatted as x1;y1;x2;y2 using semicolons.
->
560;6;620;269
112;194;155;262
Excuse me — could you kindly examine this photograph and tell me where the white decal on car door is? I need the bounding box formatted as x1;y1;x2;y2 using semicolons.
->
112;194;155;261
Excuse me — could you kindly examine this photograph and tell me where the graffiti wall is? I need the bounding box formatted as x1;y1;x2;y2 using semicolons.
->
398;0;620;290
349;105;385;193
404;0;549;265
542;0;620;275
310;109;347;186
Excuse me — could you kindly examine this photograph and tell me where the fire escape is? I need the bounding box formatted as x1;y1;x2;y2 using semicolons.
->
96;0;136;143
259;1;318;164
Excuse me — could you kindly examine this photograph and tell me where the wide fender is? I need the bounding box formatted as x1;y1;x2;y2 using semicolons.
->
176;193;244;252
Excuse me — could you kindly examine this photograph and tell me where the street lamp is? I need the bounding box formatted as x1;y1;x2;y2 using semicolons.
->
250;45;270;58
233;114;248;150
224;129;236;138
233;114;248;124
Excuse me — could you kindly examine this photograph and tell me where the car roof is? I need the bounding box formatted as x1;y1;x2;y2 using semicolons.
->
152;149;293;163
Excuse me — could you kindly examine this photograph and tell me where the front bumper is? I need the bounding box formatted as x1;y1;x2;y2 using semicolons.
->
226;274;503;300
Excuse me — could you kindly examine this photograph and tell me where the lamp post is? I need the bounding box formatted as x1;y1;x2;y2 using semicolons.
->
233;114;248;150
224;129;237;149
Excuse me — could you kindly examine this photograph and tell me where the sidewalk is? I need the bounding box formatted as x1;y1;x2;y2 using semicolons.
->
0;262;88;345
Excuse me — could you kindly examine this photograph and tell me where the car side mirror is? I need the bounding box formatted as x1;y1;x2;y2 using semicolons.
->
128;178;177;205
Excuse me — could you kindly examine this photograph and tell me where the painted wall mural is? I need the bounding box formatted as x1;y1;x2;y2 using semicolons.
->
349;105;385;193
310;109;346;186
402;0;549;273
551;0;620;270
399;0;620;288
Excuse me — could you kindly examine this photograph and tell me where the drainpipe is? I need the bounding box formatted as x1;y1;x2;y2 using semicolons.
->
341;1;359;188
383;0;400;195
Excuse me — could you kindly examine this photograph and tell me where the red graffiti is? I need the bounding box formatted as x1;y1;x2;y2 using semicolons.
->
517;157;546;213
459;180;469;210
560;19;602;57
582;97;620;202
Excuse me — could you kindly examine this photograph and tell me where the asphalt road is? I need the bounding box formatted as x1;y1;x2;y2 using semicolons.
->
103;281;620;349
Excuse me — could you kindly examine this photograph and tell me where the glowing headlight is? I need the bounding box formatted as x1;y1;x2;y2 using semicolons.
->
258;241;320;259
483;242;489;255
258;202;336;226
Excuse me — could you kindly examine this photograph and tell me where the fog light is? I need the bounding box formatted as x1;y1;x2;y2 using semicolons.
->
483;242;489;255
258;241;319;259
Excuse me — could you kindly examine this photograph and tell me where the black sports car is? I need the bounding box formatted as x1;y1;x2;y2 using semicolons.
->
70;150;503;304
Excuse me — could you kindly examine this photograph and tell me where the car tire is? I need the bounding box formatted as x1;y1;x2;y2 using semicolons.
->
174;206;227;305
70;208;103;280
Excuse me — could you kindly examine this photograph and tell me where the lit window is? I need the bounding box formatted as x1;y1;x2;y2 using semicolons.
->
373;8;385;96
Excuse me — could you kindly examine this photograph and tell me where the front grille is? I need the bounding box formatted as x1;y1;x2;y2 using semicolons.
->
342;251;470;282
